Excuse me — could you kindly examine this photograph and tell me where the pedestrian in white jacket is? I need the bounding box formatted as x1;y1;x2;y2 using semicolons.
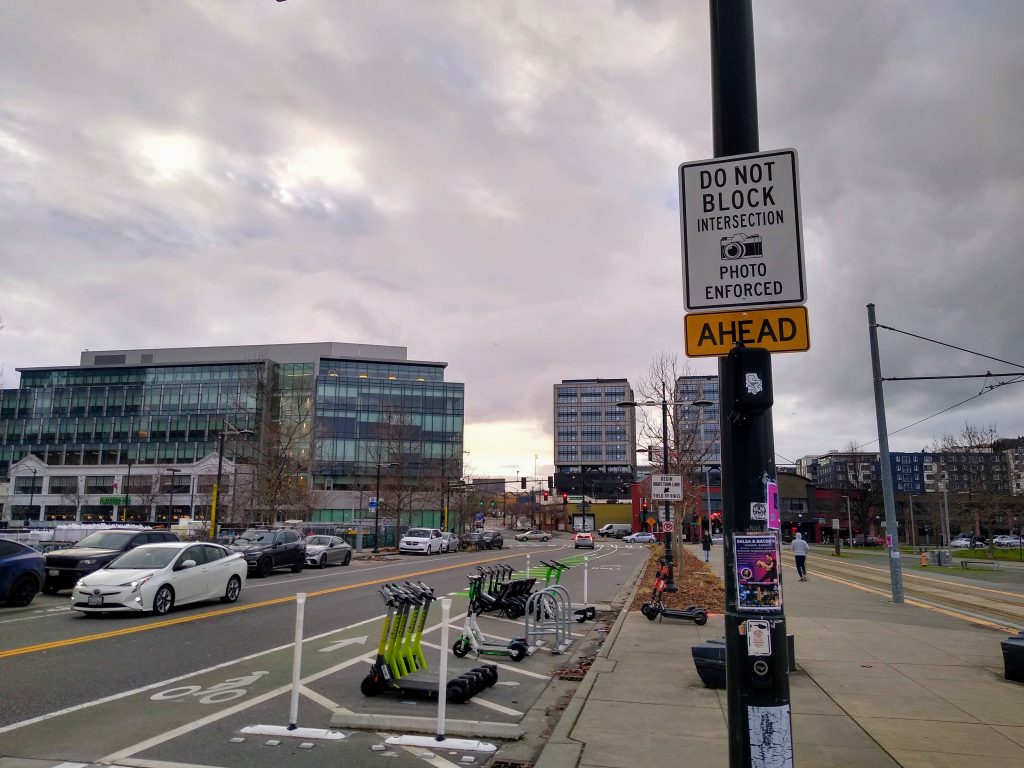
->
791;532;809;581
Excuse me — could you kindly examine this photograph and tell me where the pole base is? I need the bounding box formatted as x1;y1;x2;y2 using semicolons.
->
241;725;345;740
385;734;497;753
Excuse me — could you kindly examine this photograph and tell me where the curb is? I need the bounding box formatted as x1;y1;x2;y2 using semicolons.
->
533;555;649;768
330;712;522;740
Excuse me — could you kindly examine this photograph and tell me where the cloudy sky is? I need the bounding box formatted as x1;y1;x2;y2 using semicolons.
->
2;1;1022;479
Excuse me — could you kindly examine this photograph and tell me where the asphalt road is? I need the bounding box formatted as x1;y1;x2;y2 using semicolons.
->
0;536;647;768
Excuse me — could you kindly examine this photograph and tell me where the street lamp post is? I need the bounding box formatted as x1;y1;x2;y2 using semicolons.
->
842;495;852;551
166;467;182;528
118;459;134;523
373;460;395;554
908;493;916;547
210;425;254;539
617;396;713;593
26;467;39;522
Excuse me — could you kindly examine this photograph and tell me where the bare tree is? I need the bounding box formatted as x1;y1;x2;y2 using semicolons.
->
633;353;715;532
831;441;885;541
61;486;87;522
931;422;1010;556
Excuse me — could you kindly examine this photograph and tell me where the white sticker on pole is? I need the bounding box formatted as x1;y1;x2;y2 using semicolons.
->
750;502;768;521
746;620;771;656
679;149;806;312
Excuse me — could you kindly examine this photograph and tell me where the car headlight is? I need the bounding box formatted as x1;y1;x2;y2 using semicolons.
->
80;558;98;566
120;574;153;592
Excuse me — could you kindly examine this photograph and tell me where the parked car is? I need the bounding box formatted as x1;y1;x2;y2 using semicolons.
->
574;531;595;549
42;528;181;593
597;523;632;538
440;532;460;553
515;529;551;542
399;528;444;555
0;539;45;607
480;530;504;550
993;535;1022;547
71;542;247;616
227;528;305;577
623;532;656;544
304;535;352;568
461;532;486;550
844;535;884;547
950;537;974;549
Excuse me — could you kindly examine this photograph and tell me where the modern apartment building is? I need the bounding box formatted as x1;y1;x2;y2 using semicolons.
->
552;378;636;500
2;342;464;526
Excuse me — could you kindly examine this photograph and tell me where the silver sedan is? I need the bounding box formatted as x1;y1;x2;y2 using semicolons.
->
304;535;353;568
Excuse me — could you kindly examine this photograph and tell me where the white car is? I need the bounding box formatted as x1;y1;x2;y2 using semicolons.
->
71;542;247;616
399;528;444;555
440;532;460;553
623;532;656;544
993;535;1022;547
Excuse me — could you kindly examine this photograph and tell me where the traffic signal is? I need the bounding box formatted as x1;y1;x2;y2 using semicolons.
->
562;492;569;505
543;490;549;501
547;475;553;489
641;498;648;512
521;477;527;489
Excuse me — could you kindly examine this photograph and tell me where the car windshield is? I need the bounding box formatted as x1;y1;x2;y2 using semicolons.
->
76;531;136;549
234;529;274;544
107;547;178;570
406;528;430;538
307;536;332;546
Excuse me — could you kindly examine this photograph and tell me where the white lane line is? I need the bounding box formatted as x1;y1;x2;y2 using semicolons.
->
52;763;90;768
114;758;227;768
468;697;523;717
299;684;340;711
0;611;383;736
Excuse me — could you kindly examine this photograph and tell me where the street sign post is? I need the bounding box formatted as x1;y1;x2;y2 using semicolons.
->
679;148;805;313
650;474;683;501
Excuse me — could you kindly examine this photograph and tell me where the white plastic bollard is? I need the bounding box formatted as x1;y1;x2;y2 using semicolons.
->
526;553;531;579
584;556;589;605
289;593;306;729
436;597;452;739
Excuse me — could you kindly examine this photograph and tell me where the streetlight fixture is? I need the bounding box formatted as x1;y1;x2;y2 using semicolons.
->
209;424;255;539
617;396;714;592
373;460;396;554
166;467;182;528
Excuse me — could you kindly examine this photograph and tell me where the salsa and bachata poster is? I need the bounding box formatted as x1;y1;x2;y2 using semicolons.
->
734;534;783;612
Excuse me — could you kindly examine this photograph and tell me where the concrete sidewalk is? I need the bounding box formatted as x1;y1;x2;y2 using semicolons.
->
535;543;1024;768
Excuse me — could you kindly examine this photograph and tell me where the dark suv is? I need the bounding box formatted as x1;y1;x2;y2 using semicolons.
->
227;528;305;577
42;528;180;593
480;530;504;550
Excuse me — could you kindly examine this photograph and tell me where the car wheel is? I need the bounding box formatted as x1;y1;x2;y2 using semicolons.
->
318;555;327;569
42;582;61;595
221;575;242;604
257;557;273;578
7;573;40;607
542;536;549;542
343;551;352;566
291;558;304;573
153;585;175;616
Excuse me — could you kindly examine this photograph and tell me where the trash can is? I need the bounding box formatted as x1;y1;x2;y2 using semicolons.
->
1002;632;1024;683
939;550;953;567
691;637;727;689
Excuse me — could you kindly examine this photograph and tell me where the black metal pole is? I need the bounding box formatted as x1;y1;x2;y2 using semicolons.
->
28;467;38;522
373;461;382;554
710;2;792;766
661;392;678;592
123;460;133;523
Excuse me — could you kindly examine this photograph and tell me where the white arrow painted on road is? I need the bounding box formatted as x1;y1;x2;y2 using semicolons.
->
319;636;368;653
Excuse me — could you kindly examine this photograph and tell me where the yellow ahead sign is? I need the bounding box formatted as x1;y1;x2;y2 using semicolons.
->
685;306;810;357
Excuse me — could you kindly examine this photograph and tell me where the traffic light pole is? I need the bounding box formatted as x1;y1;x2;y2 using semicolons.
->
710;3;793;766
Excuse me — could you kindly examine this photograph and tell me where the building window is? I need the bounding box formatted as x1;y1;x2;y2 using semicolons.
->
579;386;602;402
580;407;602;422
557;429;577;442
556;409;577;423
49;475;79;494
581;427;602;442
14;475;43;494
557;447;578;462
85;475;115;494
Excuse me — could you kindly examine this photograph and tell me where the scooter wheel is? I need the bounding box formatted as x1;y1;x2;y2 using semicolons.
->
694;611;708;626
446;679;469;703
576;613;588;624
508;642;528;662
506;604;524;620
452;638;471;658
458;672;484;695
360;674;383;697
585;607;596;619
642;604;659;622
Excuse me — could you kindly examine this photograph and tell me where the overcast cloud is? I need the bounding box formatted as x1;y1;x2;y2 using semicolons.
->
1;1;1022;478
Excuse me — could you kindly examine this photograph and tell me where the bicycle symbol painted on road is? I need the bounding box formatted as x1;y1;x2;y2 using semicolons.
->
150;671;269;704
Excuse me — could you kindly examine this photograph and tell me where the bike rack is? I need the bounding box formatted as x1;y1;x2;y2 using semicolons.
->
524;585;573;654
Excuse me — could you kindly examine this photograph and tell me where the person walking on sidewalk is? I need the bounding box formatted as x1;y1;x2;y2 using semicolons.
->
792;532;809;581
701;531;712;562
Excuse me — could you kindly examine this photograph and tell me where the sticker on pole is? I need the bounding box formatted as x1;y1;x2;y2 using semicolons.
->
746;620;772;656
679;149;806;312
750;502;768;521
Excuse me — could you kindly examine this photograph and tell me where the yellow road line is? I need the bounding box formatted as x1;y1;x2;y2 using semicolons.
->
0;550;514;660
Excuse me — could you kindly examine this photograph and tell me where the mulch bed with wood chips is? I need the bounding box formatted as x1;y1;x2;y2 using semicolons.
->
629;546;726;614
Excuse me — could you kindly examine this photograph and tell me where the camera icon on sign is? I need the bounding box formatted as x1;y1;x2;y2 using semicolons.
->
720;233;763;260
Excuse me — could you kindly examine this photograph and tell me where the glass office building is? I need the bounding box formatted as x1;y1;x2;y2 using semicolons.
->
2;343;463;526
